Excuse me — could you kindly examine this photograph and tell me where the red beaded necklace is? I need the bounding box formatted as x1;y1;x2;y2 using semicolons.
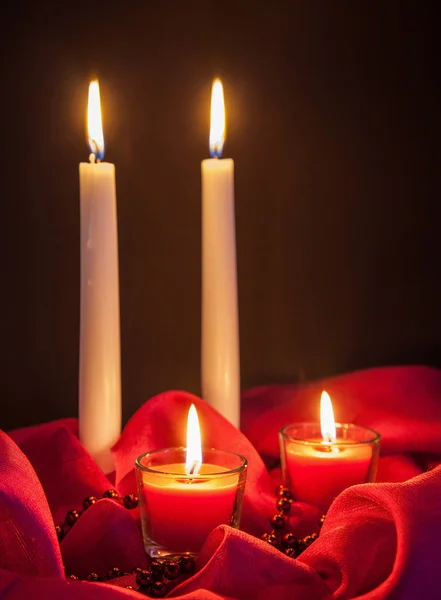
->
57;486;324;597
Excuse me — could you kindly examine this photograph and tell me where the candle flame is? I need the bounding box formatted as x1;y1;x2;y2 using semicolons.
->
320;391;337;444
186;404;202;475
209;78;226;158
87;80;105;160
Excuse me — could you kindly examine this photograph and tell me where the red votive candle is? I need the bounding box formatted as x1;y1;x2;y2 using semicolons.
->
279;392;380;512
136;447;247;559
135;405;247;559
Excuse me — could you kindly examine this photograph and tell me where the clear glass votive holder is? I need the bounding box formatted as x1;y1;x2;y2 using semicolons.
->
136;447;248;559
279;423;380;512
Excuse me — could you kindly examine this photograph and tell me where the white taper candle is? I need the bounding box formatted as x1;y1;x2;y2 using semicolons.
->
79;81;121;473
201;79;240;428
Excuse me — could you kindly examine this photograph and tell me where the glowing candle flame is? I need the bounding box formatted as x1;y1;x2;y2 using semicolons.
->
209;78;226;158
87;80;105;161
186;404;202;475
320;391;337;444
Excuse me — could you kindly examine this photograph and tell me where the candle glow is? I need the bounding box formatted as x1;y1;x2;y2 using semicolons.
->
87;80;105;160
209;79;226;158
186;404;202;475
320;391;337;444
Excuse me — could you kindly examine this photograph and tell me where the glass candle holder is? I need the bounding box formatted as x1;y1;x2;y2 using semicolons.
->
279;423;380;512
136;447;247;559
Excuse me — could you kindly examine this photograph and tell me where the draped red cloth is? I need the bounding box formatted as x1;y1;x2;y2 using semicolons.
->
2;365;441;599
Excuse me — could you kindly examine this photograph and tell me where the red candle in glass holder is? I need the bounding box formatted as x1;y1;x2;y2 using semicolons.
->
136;405;247;558
141;461;238;553
280;392;380;512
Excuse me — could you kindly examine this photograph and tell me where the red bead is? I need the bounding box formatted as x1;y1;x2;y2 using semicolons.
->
55;524;64;541
86;572;101;581
132;566;144;574
179;555;195;574
106;567;124;579
150;580;167;597
150;560;164;575
125;586;135;590
302;533;318;547
265;533;279;547
318;514;326;527
281;532;298;549
270;514;285;530
123;494;139;509
277;498;292;513
65;509;81;526
83;496;98;510
103;489;119;500
164;560;181;580
284;547;297;558
68;574;79;580
276;485;293;500
150;560;164;579
136;569;152;588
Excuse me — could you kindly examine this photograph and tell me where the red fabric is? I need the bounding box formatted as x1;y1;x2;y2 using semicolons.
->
1;365;441;599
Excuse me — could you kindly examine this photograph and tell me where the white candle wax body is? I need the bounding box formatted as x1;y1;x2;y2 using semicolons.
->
79;161;121;473
201;158;240;428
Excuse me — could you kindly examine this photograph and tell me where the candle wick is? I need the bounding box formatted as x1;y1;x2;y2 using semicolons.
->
89;153;96;164
189;460;198;475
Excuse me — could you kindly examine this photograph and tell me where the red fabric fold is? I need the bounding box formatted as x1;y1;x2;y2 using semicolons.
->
169;526;328;600
0;431;64;579
8;421;112;524
1;365;441;599
60;499;148;577
299;467;441;599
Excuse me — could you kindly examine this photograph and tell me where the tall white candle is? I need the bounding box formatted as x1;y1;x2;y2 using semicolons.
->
79;81;121;473
201;79;240;428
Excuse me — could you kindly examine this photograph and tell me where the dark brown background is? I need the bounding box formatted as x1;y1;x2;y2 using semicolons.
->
0;1;440;430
